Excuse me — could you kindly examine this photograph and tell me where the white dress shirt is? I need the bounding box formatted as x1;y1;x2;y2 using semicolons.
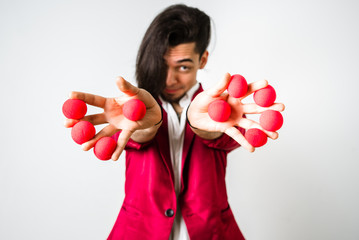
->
159;82;200;240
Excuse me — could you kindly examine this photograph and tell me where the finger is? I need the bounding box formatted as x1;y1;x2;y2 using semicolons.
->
64;113;107;128
82;113;107;125
70;91;106;108
276;103;286;111
242;103;286;114
64;119;79;128
238;118;278;140
206;73;231;98
111;129;133;161
242;80;268;98
225;127;255;152
116;76;140;97
81;124;118;151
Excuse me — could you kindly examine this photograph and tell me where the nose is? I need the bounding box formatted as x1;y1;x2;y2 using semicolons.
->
166;69;177;87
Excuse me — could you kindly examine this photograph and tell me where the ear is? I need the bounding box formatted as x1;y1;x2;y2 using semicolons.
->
199;50;209;69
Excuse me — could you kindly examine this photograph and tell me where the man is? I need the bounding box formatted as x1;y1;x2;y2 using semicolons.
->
65;4;284;240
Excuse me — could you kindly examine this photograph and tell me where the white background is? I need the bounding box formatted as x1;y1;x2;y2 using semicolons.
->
1;0;359;239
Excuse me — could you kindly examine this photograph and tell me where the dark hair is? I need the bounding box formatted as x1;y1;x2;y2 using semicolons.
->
136;4;211;97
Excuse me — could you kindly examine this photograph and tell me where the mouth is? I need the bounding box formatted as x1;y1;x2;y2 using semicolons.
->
164;88;181;94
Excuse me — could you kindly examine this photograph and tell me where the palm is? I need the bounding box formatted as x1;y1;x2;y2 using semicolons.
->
102;98;142;131
103;89;160;131
189;91;244;133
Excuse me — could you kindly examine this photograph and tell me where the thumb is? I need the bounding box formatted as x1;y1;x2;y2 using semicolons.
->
206;73;231;98
116;76;140;97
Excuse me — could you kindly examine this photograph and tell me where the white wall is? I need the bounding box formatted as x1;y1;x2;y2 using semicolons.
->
1;0;358;239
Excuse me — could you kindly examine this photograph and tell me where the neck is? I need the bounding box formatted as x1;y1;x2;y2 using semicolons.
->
171;102;183;116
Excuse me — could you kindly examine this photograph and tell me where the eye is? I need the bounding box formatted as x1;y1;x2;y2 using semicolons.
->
179;65;190;71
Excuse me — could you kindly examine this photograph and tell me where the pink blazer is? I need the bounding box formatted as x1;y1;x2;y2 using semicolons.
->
108;87;245;240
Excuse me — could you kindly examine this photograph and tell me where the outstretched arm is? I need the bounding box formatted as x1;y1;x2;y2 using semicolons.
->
64;77;162;160
187;73;285;152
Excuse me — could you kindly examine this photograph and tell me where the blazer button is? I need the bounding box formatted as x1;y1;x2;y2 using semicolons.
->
165;209;174;217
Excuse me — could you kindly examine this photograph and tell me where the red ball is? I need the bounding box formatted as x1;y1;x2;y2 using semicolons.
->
260;110;283;131
62;99;87;119
253;85;276;107
208;100;231;122
245;128;267;147
123;99;146;121
227;74;248;98
94;137;117;161
71;121;96;145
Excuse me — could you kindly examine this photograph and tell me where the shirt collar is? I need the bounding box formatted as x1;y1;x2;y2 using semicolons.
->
178;82;200;108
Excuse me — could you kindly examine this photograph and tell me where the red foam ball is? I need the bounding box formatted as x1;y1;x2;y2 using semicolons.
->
208;100;231;122
94;137;117;161
253;85;276;107
71;121;96;145
227;74;248;98
62;99;87;119
260;110;283;131
123;99;146;121
245;128;267;147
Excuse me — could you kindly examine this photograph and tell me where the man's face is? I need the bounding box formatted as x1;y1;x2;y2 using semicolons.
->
161;42;208;103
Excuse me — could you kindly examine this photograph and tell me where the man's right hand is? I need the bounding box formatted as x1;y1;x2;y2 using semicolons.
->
64;77;162;161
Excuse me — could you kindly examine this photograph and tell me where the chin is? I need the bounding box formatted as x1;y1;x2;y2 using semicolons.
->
161;93;184;103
